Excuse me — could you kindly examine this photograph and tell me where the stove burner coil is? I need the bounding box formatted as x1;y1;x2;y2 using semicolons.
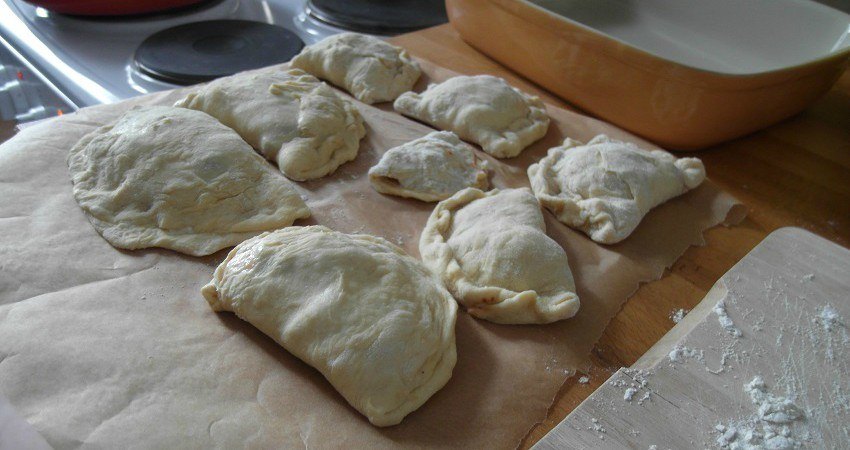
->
306;0;447;35
133;20;304;85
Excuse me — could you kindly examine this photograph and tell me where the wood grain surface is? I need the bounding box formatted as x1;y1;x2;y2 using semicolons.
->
533;227;850;448
390;24;850;448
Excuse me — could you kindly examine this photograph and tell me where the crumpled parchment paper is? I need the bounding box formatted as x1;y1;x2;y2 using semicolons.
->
0;62;746;449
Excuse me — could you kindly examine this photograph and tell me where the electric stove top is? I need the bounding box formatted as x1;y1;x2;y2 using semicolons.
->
0;0;447;120
133;19;305;85
306;0;447;35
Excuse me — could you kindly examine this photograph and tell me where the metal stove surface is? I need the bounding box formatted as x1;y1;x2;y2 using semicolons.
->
0;0;346;109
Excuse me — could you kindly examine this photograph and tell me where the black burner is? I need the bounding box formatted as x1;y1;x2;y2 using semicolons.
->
133;20;304;85
307;0;447;35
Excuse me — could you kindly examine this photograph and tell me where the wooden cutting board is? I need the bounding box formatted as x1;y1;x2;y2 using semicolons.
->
532;227;850;449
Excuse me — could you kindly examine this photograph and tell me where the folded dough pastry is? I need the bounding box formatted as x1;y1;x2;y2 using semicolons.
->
67;106;311;256
175;69;365;181
419;188;579;324
527;134;706;244
393;75;549;158
291;32;421;104
201;226;457;427
368;131;489;202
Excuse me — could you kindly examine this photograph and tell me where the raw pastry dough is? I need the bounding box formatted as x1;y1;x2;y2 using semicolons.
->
527;134;706;244
291;32;421;104
393;75;549;158
67;106;311;256
175;69;365;181
419;188;579;324
201;226;457;427
368;131;489;202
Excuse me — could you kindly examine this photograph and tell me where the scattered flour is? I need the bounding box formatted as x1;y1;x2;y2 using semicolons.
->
618;368;653;404
578;376;590;384
745;377;803;424
668;344;704;364
705;342;738;375
589;417;606;438
816;305;843;332
716;377;805;449
670;308;689;324
807;303;849;363
714;299;743;337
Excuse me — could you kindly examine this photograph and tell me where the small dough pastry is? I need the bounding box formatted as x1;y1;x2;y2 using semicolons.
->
419;188;579;324
368;131;489;202
527;134;706;244
67;106;311;256
201;226;457;427
291;32;421;104
175;69;365;181
393;75;549;158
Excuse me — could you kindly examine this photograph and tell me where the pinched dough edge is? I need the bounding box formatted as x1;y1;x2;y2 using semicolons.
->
367;132;489;202
393;76;550;158
527;135;706;244
291;33;421;104
419;188;580;324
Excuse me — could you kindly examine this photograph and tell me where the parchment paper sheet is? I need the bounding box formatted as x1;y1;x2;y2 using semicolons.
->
0;62;746;449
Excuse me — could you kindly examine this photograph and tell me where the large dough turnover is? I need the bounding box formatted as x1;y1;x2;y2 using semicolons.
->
527;135;706;244
175;69;365;181
67;106;311;256
393;75;549;158
368;131;489;202
201;226;457;427
419;188;579;324
291;32;421;104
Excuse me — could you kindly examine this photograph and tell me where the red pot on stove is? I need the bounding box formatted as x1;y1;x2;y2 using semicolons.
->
23;0;207;16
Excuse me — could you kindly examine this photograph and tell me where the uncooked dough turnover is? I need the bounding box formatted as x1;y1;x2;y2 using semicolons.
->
368;131;488;202
527;134;706;244
175;69;365;181
419;188;580;324
291;32;421;104
393;75;549;158
201;226;458;426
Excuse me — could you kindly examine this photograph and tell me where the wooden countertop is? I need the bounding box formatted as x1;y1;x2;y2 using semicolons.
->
391;24;850;448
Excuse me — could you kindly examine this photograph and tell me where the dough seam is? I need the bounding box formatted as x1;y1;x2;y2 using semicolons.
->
419;188;580;324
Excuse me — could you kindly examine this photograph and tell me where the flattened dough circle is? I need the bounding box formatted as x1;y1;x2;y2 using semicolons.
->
67;106;311;256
